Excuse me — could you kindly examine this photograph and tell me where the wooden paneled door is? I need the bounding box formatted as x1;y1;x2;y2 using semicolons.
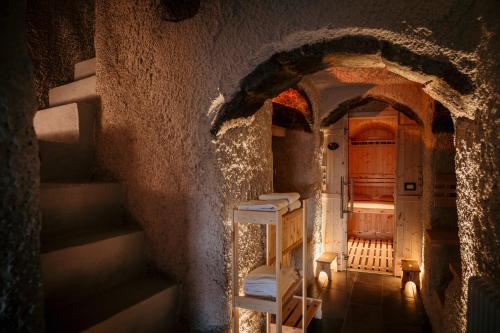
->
322;115;349;270
394;116;423;276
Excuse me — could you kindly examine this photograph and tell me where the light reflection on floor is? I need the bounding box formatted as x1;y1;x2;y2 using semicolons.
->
308;271;432;333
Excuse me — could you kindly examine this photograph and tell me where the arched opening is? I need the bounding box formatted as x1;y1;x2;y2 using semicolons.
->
272;87;313;133
215;35;469;333
211;35;473;136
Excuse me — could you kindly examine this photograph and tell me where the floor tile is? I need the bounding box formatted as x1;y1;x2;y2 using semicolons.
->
307;271;431;333
308;317;343;333
351;282;382;306
356;271;384;287
326;271;355;291
343;303;383;333
321;289;350;319
383;275;402;291
383;323;428;333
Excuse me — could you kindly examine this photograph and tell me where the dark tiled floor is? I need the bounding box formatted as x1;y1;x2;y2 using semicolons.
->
308;271;432;333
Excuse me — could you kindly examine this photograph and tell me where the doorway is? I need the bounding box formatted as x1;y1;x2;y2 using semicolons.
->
322;100;423;276
346;105;397;274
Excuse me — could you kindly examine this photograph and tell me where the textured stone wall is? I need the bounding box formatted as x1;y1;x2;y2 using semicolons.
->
93;0;499;331
272;80;323;284
0;1;41;331
217;102;273;332
26;0;95;108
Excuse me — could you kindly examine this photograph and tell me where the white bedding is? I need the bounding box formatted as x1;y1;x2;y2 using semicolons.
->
237;199;289;212
243;265;299;298
288;199;302;212
258;192;300;204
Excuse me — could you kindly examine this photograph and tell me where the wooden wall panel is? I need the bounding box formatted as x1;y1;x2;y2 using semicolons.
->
348;210;394;239
397;125;423;196
349;113;398;139
269;208;303;265
324;119;348;194
349;144;396;177
394;195;422;276
322;116;349;271
348;115;397;202
322;194;347;270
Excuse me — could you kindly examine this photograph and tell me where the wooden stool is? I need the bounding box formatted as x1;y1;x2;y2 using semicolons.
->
315;252;337;281
401;259;421;290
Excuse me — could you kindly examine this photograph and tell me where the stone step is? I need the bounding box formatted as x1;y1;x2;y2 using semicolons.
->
74;58;96;80
45;275;179;333
42;225;147;309
49;75;97;107
34;102;96;145
39;141;94;182
40;183;124;237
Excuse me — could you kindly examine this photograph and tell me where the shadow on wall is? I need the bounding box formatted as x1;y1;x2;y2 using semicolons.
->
95;125;191;282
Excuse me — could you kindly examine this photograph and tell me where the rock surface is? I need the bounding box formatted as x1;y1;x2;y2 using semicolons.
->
0;1;41;331
89;0;499;331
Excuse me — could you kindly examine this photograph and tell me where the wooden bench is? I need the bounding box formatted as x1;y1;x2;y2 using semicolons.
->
315;252;337;281
401;259;421;290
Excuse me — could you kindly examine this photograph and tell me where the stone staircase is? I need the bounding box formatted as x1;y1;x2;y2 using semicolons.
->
34;58;179;332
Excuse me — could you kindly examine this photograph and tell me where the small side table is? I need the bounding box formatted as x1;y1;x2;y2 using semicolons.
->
315;252;337;281
401;259;421;290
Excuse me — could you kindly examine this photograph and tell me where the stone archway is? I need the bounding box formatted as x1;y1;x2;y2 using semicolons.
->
321;95;424;128
211;34;474;136
213;34;492;333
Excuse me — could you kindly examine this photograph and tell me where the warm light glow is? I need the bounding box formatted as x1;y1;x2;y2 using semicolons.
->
318;271;329;287
403;281;418;298
272;88;310;116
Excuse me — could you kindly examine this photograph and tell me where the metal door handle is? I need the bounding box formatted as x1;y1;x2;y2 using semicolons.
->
340;176;353;218
340;176;345;219
349;177;354;216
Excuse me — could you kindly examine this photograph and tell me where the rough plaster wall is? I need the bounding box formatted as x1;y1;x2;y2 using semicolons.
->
315;80;432;127
298;82;324;280
93;0;498;331
217;102;273;332
272;129;321;274
420;97;455;333
273;130;316;196
26;0;95;108
454;71;499;333
432;132;458;229
452;7;499;332
364;83;428;121
95;1;227;330
272;80;323;283
0;1;41;330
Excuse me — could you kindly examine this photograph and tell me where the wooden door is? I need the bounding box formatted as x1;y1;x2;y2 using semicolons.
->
322;115;349;270
394;119;423;276
396;125;423;195
394;196;422;276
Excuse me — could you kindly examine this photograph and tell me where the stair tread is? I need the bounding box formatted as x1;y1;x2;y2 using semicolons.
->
46;274;176;332
49;75;97;107
35;102;96;144
74;58;96;80
42;224;141;254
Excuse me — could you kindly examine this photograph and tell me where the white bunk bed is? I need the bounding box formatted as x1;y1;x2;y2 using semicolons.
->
232;199;321;333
